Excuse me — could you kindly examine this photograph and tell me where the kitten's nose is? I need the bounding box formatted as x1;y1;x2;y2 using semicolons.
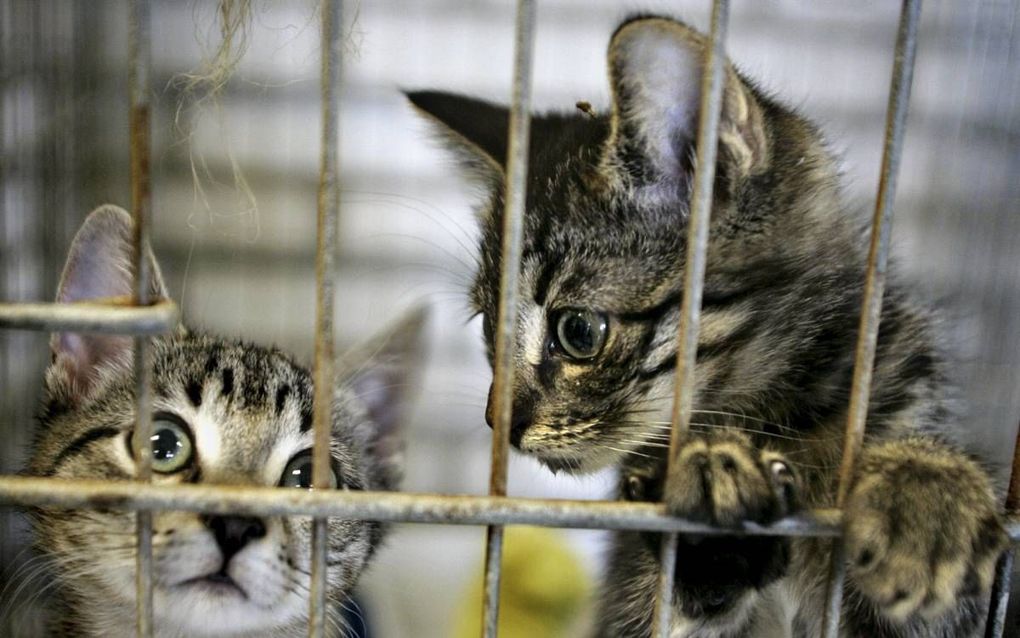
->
203;515;267;562
485;384;534;447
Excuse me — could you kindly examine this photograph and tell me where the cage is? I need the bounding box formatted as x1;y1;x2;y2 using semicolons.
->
1;0;1019;636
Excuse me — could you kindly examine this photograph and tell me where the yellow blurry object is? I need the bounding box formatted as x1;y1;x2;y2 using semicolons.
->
453;526;591;638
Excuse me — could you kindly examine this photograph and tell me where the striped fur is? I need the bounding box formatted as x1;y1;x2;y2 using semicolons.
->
17;206;422;637
409;15;1007;638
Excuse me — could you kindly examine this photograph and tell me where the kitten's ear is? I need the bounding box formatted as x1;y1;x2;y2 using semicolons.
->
602;16;769;190
340;306;428;491
47;205;168;405
406;90;508;186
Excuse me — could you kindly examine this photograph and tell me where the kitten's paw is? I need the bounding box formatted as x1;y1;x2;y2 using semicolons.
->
664;430;799;525
845;438;1007;623
663;431;801;617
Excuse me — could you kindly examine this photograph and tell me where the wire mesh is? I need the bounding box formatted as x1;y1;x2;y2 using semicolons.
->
0;1;1017;637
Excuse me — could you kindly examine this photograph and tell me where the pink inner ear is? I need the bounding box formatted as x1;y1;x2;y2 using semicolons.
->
53;331;133;400
57;236;134;304
50;206;146;402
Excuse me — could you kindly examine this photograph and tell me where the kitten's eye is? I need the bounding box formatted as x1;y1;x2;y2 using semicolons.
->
280;451;338;490
147;414;193;474
554;309;608;360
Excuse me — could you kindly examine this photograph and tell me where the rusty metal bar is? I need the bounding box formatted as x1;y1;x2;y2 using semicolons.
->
0;476;847;534
482;0;536;636
652;1;730;636
309;0;343;636
984;423;1020;637
128;0;154;635
821;0;922;635
0;299;178;333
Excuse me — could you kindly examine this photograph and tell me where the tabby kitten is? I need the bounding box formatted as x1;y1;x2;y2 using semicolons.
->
409;15;1007;638
22;205;422;637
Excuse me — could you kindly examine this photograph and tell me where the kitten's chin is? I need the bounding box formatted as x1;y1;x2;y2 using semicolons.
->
153;578;301;636
525;446;619;475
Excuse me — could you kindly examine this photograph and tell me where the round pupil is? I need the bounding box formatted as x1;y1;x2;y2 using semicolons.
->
151;428;181;462
289;460;313;488
563;313;596;352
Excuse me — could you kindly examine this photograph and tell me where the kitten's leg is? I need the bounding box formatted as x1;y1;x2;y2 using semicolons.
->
595;430;800;637
664;431;799;626
840;437;1007;636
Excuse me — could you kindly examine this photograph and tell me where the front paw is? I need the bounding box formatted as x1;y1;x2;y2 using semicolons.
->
664;430;799;525
662;431;800;617
845;439;1008;623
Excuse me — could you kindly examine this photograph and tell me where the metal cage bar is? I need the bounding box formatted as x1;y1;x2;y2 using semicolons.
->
1;4;1018;638
481;1;537;636
986;427;1020;636
651;1;730;635
0;299;178;333
308;0;343;635
820;0;923;635
128;0;155;635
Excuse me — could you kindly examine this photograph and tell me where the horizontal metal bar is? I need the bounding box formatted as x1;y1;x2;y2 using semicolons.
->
0;298;178;334
0;476;845;535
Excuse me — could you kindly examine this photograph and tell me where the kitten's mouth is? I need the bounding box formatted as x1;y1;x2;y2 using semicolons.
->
178;571;249;599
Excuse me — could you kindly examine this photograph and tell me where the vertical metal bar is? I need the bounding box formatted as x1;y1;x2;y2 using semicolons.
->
128;1;154;636
651;2;730;635
481;0;537;636
984;423;1020;637
821;1;922;635
985;550;1014;638
308;0;342;636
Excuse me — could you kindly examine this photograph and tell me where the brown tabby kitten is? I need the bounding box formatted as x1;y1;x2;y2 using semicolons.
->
408;15;1008;638
18;206;422;637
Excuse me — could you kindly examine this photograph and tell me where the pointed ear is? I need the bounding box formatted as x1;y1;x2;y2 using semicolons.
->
602;17;769;191
406;90;508;186
340;306;428;491
47;205;169;405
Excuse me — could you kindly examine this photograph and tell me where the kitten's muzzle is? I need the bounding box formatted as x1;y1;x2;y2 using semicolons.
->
485;383;534;448
202;514;267;563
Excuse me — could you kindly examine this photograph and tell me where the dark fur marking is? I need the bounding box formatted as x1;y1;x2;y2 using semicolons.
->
275;384;291;416
221;368;234;398
49;427;121;474
618;291;682;323
204;348;221;375
300;405;313;433
185;379;204;407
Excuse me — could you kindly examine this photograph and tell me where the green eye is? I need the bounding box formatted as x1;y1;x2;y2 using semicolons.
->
554;309;608;360
279;451;338;489
146;414;193;473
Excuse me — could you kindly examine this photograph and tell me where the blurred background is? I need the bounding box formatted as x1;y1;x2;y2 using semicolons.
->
1;0;1018;635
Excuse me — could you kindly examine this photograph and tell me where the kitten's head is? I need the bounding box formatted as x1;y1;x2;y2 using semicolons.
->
30;206;424;636
409;16;850;474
